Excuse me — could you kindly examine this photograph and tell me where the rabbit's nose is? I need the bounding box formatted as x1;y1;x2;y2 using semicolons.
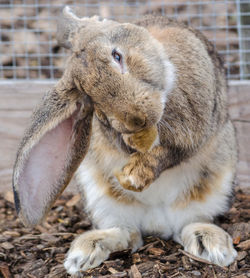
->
127;114;146;130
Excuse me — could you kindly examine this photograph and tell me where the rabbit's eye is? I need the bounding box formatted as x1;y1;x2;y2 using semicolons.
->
112;49;122;64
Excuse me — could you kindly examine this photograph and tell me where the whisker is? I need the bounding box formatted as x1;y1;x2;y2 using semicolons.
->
160;119;174;134
158;119;175;136
162;116;194;147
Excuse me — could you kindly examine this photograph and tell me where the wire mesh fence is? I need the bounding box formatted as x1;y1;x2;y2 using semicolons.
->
0;0;249;81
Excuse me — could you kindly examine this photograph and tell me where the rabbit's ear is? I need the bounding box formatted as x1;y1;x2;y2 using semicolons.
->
57;6;80;49
57;6;103;49
12;81;93;227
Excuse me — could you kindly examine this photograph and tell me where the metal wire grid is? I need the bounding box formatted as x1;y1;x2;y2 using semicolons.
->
0;0;249;80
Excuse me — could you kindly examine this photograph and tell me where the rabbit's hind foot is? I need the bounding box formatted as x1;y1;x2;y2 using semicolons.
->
180;222;237;267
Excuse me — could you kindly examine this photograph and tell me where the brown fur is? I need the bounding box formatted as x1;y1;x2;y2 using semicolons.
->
13;10;237;226
172;119;236;208
92;168;136;205
122;126;158;153
173;166;231;209
106;180;136;204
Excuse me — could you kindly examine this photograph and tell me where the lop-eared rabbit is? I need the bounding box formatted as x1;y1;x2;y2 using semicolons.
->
13;7;237;275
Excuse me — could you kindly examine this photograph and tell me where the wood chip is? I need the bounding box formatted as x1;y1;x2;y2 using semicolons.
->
2;231;20;237
132;253;141;264
66;194;81;207
36;225;49;233
233;236;241;244
102;272;128;278
74;219;91;229
39;233;59;243
163;252;180;262
179;249;228;269
147;247;165;256
138;239;160;252
108;267;118;274
136;262;155;273
229;260;238;272
105;260;123;269
236;251;247;261
0;263;11;278
1;242;14;250
237;239;250;250
4;191;14;203
45;264;66;278
130;264;142;278
182;255;192;270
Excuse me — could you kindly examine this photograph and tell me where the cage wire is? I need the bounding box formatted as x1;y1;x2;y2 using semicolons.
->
0;0;250;81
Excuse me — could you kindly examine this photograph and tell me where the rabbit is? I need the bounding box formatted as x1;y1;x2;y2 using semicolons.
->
12;6;238;276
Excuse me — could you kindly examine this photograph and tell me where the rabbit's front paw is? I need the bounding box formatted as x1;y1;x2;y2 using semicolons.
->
64;228;131;275
181;223;237;267
115;153;154;192
64;235;110;275
122;126;158;153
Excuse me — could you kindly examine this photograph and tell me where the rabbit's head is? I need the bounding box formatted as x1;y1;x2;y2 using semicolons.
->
58;7;175;134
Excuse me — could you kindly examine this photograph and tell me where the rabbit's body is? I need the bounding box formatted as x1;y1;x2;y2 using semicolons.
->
64;16;237;273
77;119;235;237
13;9;237;276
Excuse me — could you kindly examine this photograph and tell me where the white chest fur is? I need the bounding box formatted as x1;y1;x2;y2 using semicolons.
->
76;130;233;240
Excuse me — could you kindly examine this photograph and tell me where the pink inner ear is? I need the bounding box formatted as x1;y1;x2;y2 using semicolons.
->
19;116;74;226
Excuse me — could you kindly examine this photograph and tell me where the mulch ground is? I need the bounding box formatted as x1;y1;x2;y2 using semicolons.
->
0;186;249;278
